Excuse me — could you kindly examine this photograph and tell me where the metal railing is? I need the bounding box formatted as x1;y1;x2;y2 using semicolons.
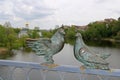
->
0;60;120;80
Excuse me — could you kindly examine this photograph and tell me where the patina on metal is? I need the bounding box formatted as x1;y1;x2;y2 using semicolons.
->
74;32;111;70
26;28;65;64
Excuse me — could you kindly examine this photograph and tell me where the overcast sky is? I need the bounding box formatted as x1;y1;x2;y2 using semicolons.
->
0;0;120;29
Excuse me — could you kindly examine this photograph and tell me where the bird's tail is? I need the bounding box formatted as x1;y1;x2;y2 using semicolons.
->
97;53;111;60
101;53;111;60
26;38;38;48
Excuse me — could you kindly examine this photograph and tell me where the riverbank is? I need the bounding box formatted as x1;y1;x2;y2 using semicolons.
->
0;48;13;59
102;38;120;43
0;48;8;54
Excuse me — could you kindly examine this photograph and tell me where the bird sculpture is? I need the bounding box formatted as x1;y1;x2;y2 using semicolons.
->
26;28;65;65
74;32;111;70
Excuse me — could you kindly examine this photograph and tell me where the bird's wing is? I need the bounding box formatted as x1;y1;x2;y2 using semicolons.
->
26;38;38;47
30;38;52;55
79;47;108;64
33;38;51;49
37;38;51;47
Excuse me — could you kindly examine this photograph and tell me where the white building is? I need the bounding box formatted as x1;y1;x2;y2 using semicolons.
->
18;23;29;38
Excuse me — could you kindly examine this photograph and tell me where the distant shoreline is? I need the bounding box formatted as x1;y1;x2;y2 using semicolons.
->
0;48;8;54
102;38;120;43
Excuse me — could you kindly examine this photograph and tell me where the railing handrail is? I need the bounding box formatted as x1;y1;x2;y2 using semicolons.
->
0;60;120;77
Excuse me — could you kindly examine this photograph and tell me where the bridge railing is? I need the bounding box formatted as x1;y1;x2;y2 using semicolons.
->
0;60;120;80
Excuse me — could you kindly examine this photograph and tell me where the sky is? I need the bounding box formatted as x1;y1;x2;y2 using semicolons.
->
0;0;120;29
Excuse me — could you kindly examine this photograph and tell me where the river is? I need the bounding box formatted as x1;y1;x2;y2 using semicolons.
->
8;44;120;68
0;44;120;80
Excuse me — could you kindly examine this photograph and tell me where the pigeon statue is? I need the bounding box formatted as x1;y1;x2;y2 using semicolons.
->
74;32;110;70
26;28;65;65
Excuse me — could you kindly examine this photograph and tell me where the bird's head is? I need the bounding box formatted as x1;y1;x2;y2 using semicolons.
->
58;28;65;35
75;32;82;38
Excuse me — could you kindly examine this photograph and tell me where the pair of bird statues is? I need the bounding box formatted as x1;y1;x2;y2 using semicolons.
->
26;28;111;70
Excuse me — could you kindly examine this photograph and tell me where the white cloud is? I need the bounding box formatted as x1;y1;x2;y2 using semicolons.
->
0;0;120;29
12;0;54;20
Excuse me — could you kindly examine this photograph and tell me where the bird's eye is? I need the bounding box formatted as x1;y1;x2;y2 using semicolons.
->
79;47;85;54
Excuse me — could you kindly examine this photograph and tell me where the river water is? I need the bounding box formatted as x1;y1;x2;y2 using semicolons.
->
0;44;120;80
8;44;120;68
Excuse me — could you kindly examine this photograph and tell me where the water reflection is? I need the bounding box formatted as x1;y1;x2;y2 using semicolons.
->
85;40;120;48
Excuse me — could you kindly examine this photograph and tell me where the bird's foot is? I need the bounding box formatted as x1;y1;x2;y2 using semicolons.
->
41;62;59;68
80;65;86;70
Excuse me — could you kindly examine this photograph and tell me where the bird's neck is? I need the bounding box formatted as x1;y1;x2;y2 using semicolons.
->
76;37;85;47
51;32;64;44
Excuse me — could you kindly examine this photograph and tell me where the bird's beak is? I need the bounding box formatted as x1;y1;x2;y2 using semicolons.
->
75;33;81;37
61;30;65;35
63;31;65;35
75;33;79;37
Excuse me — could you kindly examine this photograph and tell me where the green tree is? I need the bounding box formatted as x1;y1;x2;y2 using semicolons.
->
5;27;17;51
0;25;19;54
41;30;53;38
115;31;120;40
19;35;29;48
65;26;76;45
13;28;21;34
0;25;7;47
111;20;120;36
28;30;40;39
84;22;111;40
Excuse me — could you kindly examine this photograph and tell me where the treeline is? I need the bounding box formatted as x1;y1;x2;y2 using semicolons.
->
0;25;40;53
63;17;120;45
0;25;59;53
0;25;20;51
0;17;120;51
83;18;120;41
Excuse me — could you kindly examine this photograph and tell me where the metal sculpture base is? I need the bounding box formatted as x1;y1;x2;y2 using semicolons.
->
80;65;110;70
41;63;59;68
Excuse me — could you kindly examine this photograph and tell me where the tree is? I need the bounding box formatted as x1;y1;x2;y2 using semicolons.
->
28;30;40;39
84;22;112;40
0;25;19;54
0;25;7;47
115;31;120;40
41;30;53;38
19;35;29;48
111;20;120;36
5;27;17;51
118;17;120;21
65;26;76;45
14;28;21;34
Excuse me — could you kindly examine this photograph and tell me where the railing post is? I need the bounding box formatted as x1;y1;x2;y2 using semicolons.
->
57;71;65;80
0;77;3;80
8;67;16;80
40;70;48;80
23;68;32;80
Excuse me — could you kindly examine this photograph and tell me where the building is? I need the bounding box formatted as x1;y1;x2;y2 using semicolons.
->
72;25;88;31
18;23;29;38
104;18;116;23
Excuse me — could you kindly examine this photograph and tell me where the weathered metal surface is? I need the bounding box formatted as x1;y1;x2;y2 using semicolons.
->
26;28;65;64
74;32;111;70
